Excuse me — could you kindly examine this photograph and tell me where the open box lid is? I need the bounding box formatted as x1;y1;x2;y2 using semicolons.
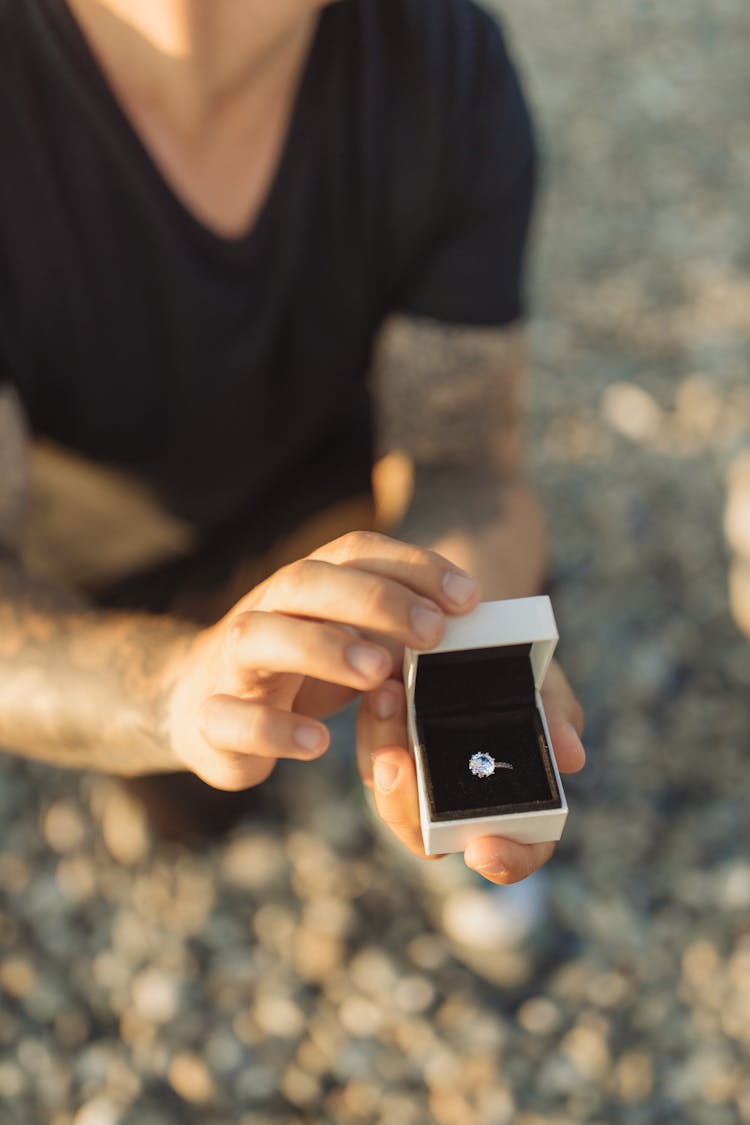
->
404;596;559;710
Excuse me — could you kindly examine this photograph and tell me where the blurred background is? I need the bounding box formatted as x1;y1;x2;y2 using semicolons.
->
1;0;749;1122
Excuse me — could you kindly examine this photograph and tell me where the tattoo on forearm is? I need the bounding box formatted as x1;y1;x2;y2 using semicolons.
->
0;560;197;774
395;464;510;546
370;314;527;471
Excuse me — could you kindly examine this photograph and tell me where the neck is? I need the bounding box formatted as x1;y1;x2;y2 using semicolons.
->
66;0;322;128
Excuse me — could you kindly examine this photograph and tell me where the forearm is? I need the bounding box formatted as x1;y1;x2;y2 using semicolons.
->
0;557;197;774
395;464;548;601
370;314;547;599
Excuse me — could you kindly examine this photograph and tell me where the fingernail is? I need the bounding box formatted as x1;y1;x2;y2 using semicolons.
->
293;724;326;754
564;724;587;769
470;859;510;877
565;722;586;754
410;604;443;644
370;690;400;720
442;571;478;607
466;845;508;878
373;758;400;793
346;643;388;679
471;860;509;879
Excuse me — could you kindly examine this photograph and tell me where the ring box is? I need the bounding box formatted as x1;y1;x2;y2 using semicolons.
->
404;596;567;855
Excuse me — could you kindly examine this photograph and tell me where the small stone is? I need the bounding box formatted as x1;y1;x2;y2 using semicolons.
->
221;832;285;889
393;975;436;1015
18;1037;52;1073
130;968;180;1024
560;1018;611;1082
36;1058;73;1109
406;934;449;972
301;896;354;938
0;956;37;999
376;1091;423;1125
281;1063;320;1107
253;995;306;1039
428;1088;476;1125
585;970;631;1009
92;952;130;993
348;949;397;996
252;904;296;955
338;996;383;1038
476;1087;516;1125
330;1079;381;1119
233;1010;262;1048
423;1049;464;1091
43;800;87;853
0;1060;25;1098
119;1009;158;1050
167;1051;215;1105
537;1053;581;1098
293;928;343;984
110;911;151;961
99;788;151;866
392;1017;436;1060
307;1011;347;1063
204;1030;243;1074
57;856;96;903
614;1049;654;1104
330;1042;378;1083
601;381;664;442
517;997;562;1036
682;941;720;987
73;1097;122;1125
295;1038;329;1076
459;1051;498;1092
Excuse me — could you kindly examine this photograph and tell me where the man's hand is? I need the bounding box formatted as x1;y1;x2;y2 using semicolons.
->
165;531;481;790
356;658;585;884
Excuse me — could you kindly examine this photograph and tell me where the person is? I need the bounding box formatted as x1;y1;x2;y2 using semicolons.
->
0;0;585;897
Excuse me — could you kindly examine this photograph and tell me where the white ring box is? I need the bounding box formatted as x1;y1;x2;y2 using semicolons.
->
404;596;568;855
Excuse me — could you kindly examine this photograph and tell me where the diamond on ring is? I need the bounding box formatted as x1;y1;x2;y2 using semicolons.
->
469;752;513;778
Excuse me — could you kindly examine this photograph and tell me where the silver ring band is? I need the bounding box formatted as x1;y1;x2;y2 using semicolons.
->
469;752;514;778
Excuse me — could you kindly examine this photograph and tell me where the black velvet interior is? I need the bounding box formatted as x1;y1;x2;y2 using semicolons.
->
414;644;561;821
414;644;536;713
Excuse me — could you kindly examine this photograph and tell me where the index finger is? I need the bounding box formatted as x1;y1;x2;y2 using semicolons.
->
310;531;481;614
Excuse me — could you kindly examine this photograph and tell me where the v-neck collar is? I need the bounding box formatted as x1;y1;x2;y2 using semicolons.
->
36;0;330;261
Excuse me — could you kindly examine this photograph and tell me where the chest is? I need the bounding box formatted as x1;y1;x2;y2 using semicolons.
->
2;132;355;491
105;77;301;242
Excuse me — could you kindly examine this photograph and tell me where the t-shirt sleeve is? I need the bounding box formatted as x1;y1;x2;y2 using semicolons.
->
395;10;536;327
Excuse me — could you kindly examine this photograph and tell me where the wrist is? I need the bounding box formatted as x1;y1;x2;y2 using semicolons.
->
161;620;220;773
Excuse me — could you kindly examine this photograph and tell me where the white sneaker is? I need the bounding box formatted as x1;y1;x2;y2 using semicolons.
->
417;856;550;987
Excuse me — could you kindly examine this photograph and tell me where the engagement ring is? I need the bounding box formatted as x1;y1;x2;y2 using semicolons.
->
468;752;513;778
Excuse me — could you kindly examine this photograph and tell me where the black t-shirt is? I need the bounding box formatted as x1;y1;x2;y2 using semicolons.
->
0;0;535;584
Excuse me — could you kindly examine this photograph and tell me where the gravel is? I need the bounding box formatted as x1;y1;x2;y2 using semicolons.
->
2;1;749;1122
